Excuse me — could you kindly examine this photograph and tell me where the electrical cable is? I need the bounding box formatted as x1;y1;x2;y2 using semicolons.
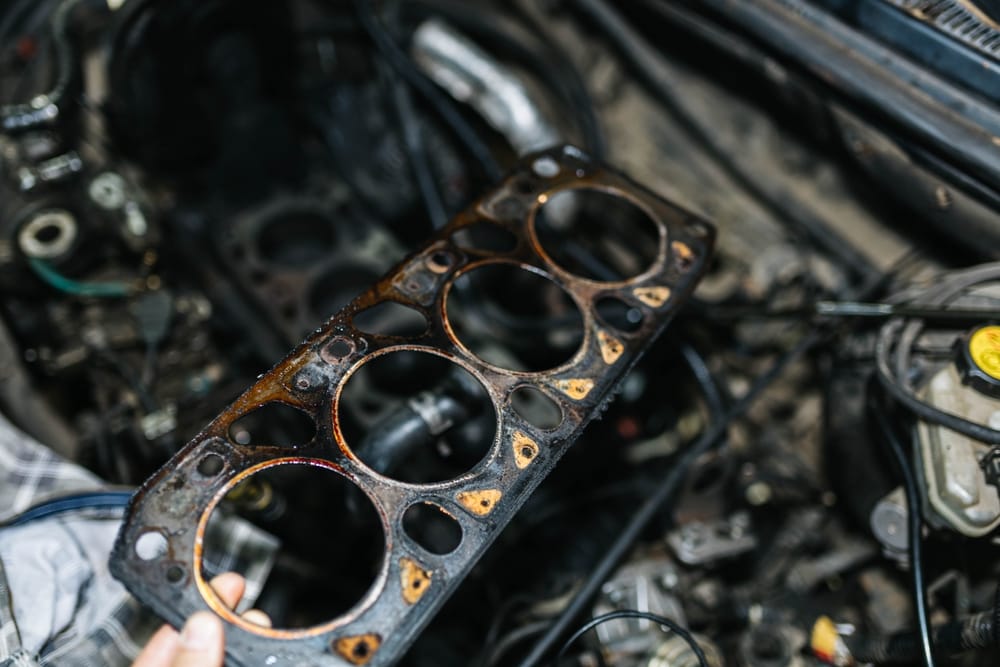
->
389;72;448;229
483;621;550;667
517;329;821;667
2;490;132;527
708;301;1000;324
555;610;709;667
28;257;134;298
867;381;935;667
380;0;449;229
679;341;725;420
352;0;502;182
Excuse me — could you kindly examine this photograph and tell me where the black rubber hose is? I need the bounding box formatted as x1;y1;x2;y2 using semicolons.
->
355;392;467;476
846;611;995;664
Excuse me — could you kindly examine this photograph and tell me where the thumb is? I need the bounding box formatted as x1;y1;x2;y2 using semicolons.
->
170;612;225;667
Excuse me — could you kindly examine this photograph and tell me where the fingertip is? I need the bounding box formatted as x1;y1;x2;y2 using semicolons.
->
131;624;179;667
241;609;272;628
179;611;223;650
169;611;225;667
208;572;246;609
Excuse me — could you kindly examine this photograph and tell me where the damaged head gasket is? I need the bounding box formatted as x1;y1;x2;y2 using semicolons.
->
110;145;715;666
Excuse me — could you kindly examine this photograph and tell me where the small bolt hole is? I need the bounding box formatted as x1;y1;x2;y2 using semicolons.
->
197;453;224;477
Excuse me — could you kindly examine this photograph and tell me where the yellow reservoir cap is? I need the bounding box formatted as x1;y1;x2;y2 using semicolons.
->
968;325;1000;381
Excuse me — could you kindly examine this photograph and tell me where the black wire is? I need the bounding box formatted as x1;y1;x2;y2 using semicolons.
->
352;0;502;182
867;380;935;667
679;341;725;420
554;610;709;667
484;621;550;667
517;330;821;667
875;319;1000;445
568;0;879;289
389;72;448;228
379;0;448;229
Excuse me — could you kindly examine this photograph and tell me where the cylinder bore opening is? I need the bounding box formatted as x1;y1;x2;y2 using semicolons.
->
337;350;497;484
200;461;385;631
445;263;584;373
533;188;661;282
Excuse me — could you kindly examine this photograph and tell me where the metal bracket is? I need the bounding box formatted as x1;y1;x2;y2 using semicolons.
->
110;145;715;666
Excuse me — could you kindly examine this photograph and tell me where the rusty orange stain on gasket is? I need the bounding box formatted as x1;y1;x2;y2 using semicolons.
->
512;431;539;468
400;558;432;604
633;286;671;308
554;378;594;400
597;330;624;365
456;489;502;516
334;633;382;665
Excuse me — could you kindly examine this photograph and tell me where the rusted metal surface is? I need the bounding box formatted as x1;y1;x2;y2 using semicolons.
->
110;145;715;666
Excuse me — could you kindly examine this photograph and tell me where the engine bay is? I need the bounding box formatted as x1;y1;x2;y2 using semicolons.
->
2;1;1000;666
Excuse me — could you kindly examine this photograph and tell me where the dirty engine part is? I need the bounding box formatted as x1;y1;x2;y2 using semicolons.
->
109;146;714;667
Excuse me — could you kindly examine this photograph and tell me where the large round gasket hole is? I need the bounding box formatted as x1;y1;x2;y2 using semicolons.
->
596;296;645;333
201;461;385;630
353;301;428;338
135;531;168;561
256;210;336;268
228;402;316;447
402;503;463;555
445;263;584;373
534;188;661;282
510;386;563;430
338;350;497;484
450;221;518;254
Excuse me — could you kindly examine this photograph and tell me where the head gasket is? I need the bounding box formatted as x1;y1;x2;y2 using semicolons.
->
110;145;715;666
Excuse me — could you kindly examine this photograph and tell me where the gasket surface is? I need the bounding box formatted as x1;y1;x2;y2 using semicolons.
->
110;146;715;666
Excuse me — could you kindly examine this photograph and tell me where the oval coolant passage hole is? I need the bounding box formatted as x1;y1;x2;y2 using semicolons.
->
534;188;661;282
201;461;385;630
338;350;497;484
403;503;463;555
445;263;584;373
